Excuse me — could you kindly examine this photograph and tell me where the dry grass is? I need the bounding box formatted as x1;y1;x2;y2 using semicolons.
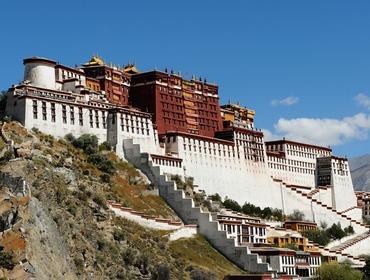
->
111;174;177;219
169;234;245;279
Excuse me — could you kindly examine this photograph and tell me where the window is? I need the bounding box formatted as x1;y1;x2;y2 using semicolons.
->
70;106;75;125
89;109;93;127
62;105;67;124
33;100;38;119
51;103;56;122
79;107;83;126
95;110;99;128
42;102;47;120
102;112;106;128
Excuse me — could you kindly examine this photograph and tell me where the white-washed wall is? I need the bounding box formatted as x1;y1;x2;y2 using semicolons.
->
313;187;334;208
23;98;108;142
342;235;370;257
267;155;316;188
332;169;357;212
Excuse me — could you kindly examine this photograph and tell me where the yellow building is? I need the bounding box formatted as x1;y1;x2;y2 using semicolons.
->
267;228;309;251
221;103;255;128
283;220;318;233
86;77;101;92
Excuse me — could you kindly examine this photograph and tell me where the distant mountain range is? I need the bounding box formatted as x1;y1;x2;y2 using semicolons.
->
350;154;370;192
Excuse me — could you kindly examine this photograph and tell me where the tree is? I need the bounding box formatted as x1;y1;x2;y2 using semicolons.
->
361;255;370;280
261;207;273;219
223;198;241;212
327;223;346;240
344;225;355;235
318;262;363;280
287;209;305;221
209;193;222;202
303;229;330;246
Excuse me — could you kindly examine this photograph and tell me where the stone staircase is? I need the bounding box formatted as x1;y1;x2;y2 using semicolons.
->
329;232;370;253
306;240;366;267
122;139;276;275
276;179;370;231
272;178;370;259
265;224;366;267
339;206;362;215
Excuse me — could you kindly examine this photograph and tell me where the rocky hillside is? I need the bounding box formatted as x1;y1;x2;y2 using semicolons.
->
350;154;370;191
0;121;244;280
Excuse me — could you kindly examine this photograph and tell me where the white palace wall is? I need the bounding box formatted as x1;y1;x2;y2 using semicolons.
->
21;97;108;142
164;135;285;209
5;87;361;228
331;168;358;212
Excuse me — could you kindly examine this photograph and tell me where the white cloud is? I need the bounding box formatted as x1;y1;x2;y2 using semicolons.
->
271;96;299;106
261;129;280;141
355;93;370;110
263;113;370;147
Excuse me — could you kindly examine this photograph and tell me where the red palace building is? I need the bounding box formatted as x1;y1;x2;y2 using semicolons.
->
82;56;138;106
82;55;241;138
129;70;223;137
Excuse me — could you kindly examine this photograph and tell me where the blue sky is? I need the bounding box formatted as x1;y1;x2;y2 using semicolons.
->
1;0;370;157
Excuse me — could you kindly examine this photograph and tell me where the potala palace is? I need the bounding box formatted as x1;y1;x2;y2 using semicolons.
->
4;56;370;279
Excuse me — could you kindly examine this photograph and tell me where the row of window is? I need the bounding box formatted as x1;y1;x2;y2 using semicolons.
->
282;267;295;275
160;88;219;106
236;133;264;143
333;162;348;170
184;144;237;157
220;223;266;237
308;256;320;266
33;100;100;127
286;150;321;159
118;115;150;136
268;156;315;168
281;255;295;265
268;162;315;175
88;109;106;128
151;157;182;168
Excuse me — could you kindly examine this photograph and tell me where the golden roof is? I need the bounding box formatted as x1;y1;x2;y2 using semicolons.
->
85;55;105;66
123;64;139;74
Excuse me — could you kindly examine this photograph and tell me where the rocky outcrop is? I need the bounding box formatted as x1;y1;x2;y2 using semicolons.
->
24;198;78;280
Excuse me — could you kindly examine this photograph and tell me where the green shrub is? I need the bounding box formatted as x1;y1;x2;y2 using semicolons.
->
73;256;84;271
99;141;112;151
72;134;98;154
318;262;363;280
88;153;116;174
113;228;125;242
93;195;106;208
67;204;77;216
100;173;111;183
0;250;15;270
1;150;14;162
154;263;170;280
64;133;75;143
31;127;40;134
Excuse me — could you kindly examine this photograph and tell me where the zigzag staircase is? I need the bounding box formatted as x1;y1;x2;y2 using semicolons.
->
122;139;276;275
272;177;369;231
272;177;370;262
